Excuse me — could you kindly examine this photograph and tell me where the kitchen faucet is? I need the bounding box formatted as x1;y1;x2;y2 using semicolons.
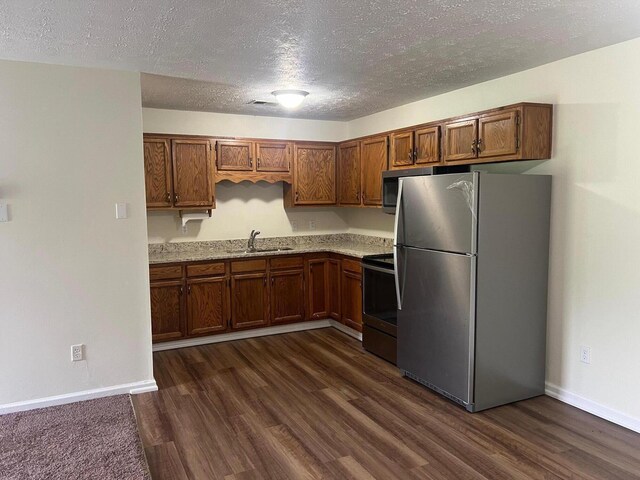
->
247;229;261;251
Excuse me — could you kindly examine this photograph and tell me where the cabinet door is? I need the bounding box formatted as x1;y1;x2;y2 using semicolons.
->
172;139;213;207
294;145;336;205
361;135;388;206
389;131;414;168
415;126;440;165
477;110;518;158
307;259;328;319
255;141;291;172
143;138;173;208
338;141;361;205
341;270;362;332
150;281;184;342
217;140;254;171
443;119;478;162
328;258;341;321
231;272;268;329
187;277;228;336
270;269;305;325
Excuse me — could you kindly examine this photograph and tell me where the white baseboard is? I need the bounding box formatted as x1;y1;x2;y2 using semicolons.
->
329;320;363;341
153;320;333;352
545;382;640;434
0;379;158;415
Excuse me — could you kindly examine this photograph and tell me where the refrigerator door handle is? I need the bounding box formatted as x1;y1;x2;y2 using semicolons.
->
394;179;404;310
394;245;403;310
393;178;404;245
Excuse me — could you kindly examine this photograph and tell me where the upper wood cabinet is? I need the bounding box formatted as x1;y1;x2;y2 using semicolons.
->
390;130;414;168
477;110;518;158
256;141;292;172
337;136;388;208
216;140;253;171
443;104;552;165
214;139;293;183
287;144;336;206
172;139;214;208
415;126;440;165
143;138;172;208
338;141;361;205
443;120;477;162
143;135;215;211
390;126;440;169
360;136;388;206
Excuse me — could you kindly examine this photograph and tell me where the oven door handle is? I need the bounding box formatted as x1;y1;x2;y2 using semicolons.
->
361;264;394;274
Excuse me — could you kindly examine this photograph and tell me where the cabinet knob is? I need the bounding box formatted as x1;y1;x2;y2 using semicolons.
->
408;151;412;161
471;140;477;155
295;191;299;202
174;193;179;203
476;138;483;153
166;192;171;203
188;285;191;294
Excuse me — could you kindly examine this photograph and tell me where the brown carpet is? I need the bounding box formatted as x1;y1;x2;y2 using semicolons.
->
0;394;151;480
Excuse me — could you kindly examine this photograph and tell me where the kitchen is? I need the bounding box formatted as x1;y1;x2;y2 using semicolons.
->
2;2;640;479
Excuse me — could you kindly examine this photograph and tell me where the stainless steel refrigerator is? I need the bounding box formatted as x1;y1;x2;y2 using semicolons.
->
394;172;551;412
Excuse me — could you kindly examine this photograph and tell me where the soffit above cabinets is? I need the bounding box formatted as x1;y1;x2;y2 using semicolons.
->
2;1;640;120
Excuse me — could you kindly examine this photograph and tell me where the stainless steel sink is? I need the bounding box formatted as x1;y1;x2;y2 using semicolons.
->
226;247;294;254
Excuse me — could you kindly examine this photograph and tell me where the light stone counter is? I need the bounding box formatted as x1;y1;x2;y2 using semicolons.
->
149;234;393;265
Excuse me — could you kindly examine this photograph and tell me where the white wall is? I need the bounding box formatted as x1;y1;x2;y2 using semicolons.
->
348;38;640;428
143;108;351;242
0;61;153;407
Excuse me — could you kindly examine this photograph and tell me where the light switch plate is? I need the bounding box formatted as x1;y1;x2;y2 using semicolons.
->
0;203;8;222
115;202;128;219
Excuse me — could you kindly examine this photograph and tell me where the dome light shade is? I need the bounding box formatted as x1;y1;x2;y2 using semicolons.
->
272;89;309;109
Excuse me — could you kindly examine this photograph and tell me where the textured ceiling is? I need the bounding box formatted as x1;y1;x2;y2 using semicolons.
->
1;1;640;120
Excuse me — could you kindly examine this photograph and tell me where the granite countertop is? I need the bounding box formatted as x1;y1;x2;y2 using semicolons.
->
148;234;393;265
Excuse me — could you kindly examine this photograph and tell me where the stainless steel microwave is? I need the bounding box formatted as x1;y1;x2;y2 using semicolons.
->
382;165;470;214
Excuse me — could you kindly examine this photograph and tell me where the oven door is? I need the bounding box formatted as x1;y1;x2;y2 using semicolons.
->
362;264;398;336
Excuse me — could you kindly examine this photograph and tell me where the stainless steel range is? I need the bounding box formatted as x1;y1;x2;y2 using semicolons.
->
361;253;397;364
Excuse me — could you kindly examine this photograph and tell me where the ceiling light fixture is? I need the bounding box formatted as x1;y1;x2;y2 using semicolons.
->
272;89;309;109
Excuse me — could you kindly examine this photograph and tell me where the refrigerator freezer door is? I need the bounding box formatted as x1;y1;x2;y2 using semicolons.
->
397;173;477;254
397;246;474;404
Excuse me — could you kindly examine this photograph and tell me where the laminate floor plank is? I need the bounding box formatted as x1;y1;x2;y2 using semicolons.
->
132;328;640;480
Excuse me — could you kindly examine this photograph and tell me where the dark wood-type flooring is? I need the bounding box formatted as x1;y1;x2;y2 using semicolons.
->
132;328;640;479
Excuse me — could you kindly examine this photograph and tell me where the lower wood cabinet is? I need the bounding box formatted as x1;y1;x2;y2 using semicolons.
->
231;272;269;330
341;259;363;332
307;258;329;319
270;269;305;325
187;277;228;336
150;253;363;343
150;280;184;342
327;258;342;321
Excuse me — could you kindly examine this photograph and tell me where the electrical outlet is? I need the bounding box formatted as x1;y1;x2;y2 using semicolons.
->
71;344;85;362
580;345;591;364
308;220;316;230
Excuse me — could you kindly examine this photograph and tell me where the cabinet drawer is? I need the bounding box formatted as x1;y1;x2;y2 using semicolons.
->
231;259;267;273
341;257;362;274
270;256;303;270
186;262;226;277
150;265;183;281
